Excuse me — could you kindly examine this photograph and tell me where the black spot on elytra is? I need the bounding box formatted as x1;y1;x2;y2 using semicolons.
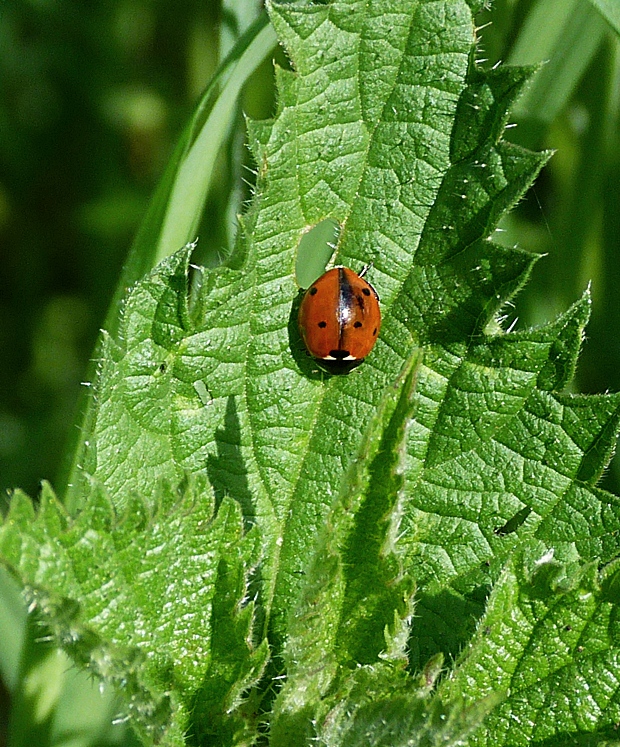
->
309;287;318;295
318;321;327;328
362;287;371;296
290;288;325;380
354;321;362;328
330;349;351;359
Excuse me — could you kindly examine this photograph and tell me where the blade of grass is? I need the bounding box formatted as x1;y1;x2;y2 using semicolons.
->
0;567;26;694
154;14;276;269
113;12;276;335
509;0;606;124
589;0;620;36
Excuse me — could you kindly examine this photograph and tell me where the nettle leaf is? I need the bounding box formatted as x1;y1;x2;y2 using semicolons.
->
270;352;422;744
0;479;267;745
442;546;620;745
404;293;620;670
74;0;488;643
3;0;620;744
270;353;495;746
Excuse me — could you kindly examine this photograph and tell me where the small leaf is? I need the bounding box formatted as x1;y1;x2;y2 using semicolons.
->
329;690;494;747
313;660;497;747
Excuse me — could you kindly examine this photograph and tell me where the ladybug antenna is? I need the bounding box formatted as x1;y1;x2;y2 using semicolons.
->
359;262;374;278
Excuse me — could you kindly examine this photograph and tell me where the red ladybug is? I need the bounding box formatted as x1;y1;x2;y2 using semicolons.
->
298;266;381;374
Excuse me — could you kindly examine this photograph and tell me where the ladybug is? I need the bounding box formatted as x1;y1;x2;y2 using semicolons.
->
298;266;381;374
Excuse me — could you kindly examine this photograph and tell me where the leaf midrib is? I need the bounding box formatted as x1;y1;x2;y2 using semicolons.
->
243;1;443;625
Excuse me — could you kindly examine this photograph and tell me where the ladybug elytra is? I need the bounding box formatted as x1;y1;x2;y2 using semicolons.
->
298;266;381;374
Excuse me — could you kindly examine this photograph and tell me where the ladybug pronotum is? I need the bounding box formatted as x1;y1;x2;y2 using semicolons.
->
298;266;381;374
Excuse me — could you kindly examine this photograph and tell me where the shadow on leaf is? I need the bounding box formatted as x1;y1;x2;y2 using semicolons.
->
408;587;487;673
207;396;255;530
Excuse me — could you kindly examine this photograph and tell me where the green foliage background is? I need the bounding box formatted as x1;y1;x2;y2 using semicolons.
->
1;0;620;744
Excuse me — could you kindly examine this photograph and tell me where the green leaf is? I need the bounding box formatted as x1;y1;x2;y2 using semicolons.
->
403;291;620;670
68;0;490;642
323;687;494;747
270;352;421;744
0;479;267;745
442;547;620;746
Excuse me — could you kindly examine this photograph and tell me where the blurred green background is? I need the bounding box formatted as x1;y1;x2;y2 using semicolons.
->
0;0;619;744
